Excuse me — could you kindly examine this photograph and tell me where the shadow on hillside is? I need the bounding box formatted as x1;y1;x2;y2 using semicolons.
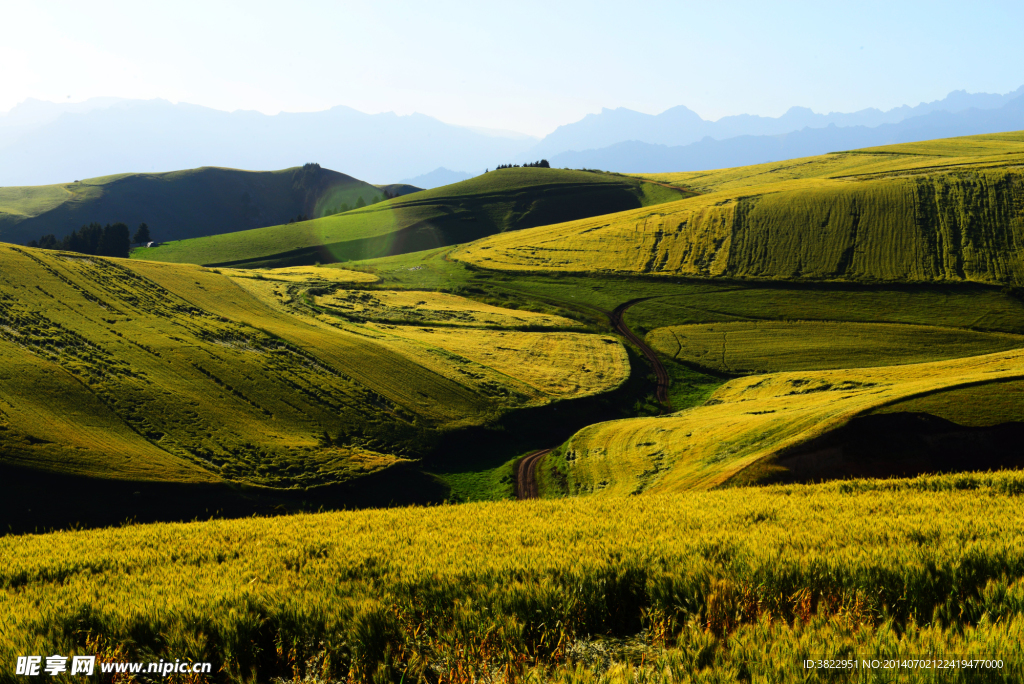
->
0;461;449;536
751;412;1024;484
422;346;669;490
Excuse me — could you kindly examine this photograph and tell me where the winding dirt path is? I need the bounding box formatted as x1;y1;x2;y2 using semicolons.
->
609;298;672;411
515;298;674;500
515;448;552;500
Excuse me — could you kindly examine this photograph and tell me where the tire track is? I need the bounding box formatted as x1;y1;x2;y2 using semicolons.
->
609;298;672;411
515;448;552;500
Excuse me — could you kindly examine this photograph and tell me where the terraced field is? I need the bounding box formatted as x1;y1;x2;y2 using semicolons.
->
454;132;1024;285
0;244;628;492
648;320;1024;373
138;167;692;268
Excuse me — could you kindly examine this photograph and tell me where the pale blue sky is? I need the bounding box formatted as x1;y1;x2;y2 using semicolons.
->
2;0;1022;136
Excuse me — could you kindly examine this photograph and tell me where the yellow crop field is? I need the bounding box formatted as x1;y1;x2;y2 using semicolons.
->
217;264;379;284
365;324;629;400
635;131;1024;194
453;132;1024;285
560;347;1024;496
0;245;627;488
4;472;1024;682
647;320;1024;373
314;288;578;327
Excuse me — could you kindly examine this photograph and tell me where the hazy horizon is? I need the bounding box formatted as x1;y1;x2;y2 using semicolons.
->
5;83;1023;142
4;0;1023;138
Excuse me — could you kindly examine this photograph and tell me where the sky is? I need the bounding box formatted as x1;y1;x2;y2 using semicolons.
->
2;0;1023;138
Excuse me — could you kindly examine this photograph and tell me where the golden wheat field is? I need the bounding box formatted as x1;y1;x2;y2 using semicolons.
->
453;133;1024;285
559;346;1024;496
3;472;1024;683
314;289;579;328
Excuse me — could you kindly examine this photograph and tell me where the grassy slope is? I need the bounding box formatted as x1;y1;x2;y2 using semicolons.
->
559;346;1024;496
5;473;1024;681
137;168;694;268
454;131;1024;285
873;379;1024;426
648;320;1024;373
0;245;627;492
0;165;383;245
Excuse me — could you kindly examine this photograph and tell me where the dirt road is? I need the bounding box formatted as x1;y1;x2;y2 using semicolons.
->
609;298;672;411
515;448;553;500
514;299;672;500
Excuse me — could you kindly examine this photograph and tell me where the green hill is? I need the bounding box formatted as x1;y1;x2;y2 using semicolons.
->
455;131;1024;285
137;167;692;268
375;183;423;197
0;163;384;246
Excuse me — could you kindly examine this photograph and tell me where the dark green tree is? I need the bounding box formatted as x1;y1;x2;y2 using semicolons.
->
133;223;151;244
355;196;367;209
64;223;103;254
98;222;131;258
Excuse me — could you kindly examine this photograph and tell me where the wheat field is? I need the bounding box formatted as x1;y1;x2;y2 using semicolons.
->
560;346;1024;496
453;133;1024;285
3;473;1024;682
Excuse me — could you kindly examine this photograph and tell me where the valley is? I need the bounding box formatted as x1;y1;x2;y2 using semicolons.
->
5;131;1024;681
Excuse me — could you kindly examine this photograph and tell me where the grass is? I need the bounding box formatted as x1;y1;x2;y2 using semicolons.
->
0;165;382;246
453;131;1024;285
137;168;694;268
4;472;1024;681
0;244;629;496
647;320;1024;373
558;345;1024;496
620;283;1024;336
872;378;1024;427
349;249;1024;335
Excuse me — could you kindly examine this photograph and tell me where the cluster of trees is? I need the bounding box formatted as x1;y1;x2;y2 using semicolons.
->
27;223;152;258
489;160;550;171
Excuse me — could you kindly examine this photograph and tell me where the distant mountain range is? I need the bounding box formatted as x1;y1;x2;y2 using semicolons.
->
1;86;1023;186
399;168;474;189
531;86;1024;158
0;100;534;187
550;94;1024;173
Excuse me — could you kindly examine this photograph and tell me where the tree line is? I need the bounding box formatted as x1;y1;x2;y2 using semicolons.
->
489;160;550;171
27;223;152;259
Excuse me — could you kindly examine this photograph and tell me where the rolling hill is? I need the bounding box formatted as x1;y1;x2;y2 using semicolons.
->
455;132;1024;285
556;345;1024;496
0;164;384;247
0;243;629;527
136;167;692;268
